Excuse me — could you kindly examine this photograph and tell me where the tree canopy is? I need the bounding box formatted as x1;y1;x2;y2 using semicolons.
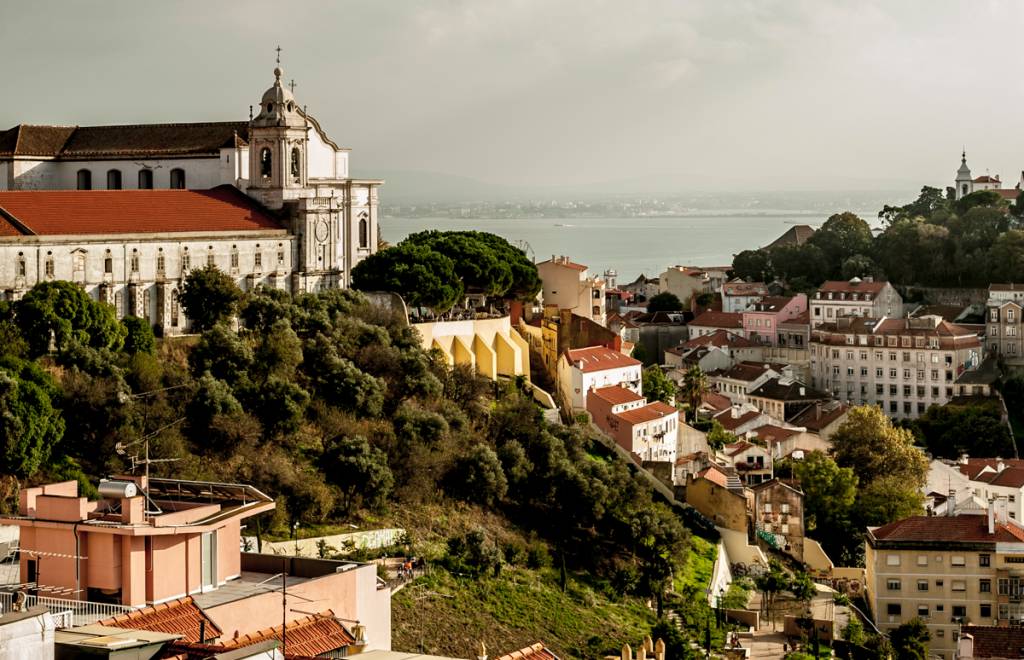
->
15;280;126;357
646;291;684;313
180;265;243;332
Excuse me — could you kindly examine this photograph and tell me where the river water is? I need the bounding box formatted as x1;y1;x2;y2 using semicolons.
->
380;210;884;283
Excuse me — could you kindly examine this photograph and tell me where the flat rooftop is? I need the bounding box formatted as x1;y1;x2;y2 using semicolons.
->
192;553;363;609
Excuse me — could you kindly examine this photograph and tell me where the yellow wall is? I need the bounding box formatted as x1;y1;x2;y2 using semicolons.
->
414;316;529;381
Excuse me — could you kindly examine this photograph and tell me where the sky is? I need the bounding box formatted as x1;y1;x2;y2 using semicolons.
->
4;1;1024;194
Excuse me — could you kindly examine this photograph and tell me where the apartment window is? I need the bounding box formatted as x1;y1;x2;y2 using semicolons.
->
156;250;165;275
230;246;239;269
886;603;901;616
980;579;991;593
932;386;939;398
44;253;54;278
903;385;911;397
916;386;925;398
999;578;1010;595
170;168;186;189
861;367;868;377
952;605;967;620
917;555;928;566
106;169;122;190
876;368;884;378
903;369;911;380
952;580;966;592
846;350;854;360
981;603;992;618
138;169;153;189
889;401;898;413
951;555;966;567
890;368;897;379
860;350;868;360
76;169;92;190
15;253;26;277
889;385;897;396
104;252;113;274
917;605;928;618
876;384;884;395
889;351;897;361
182;248;191;271
130;249;139;273
917;579;928;591
903;351;911;362
254;251;262;271
980;554;991;567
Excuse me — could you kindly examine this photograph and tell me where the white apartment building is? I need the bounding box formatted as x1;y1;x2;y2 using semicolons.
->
556;345;642;413
810;315;982;419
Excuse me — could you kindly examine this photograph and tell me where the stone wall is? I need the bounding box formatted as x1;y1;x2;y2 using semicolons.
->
250;527;407;558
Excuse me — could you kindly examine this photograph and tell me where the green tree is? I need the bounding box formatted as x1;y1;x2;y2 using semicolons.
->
646;291;684;312
731;249;773;282
706;419;737;450
889;617;930;660
121;316;156;355
792;451;857;559
642;365;676;404
808;212;873;277
0;359;65;477
840;254;880;281
842;616;865;646
768;243;829;288
831;406;928;488
180;265;243;332
319;435;393;514
857;475;926;527
789;571;816;604
351;242;463;314
16;280;126;356
913;402;1013;459
878;186;948;225
755;559;789;630
679;365;708;421
405;230;513;297
954;189;1005;215
445;444;508;507
990;229;1024;283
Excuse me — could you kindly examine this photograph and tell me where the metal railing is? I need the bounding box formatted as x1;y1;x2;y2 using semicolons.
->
0;591;136;627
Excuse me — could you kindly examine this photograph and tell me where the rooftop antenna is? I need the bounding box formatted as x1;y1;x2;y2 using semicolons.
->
115;417;185;516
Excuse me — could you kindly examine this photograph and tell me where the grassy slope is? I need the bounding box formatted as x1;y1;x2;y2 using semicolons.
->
392;566;658;659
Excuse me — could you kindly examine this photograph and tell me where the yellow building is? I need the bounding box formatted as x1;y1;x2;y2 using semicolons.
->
413;316;530;381
866;506;1024;660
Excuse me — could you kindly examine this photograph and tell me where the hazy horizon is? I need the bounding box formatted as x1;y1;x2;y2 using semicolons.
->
5;1;1022;196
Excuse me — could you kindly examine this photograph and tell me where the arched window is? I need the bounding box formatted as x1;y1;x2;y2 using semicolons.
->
170;290;180;328
358;212;369;249
170;168;186;189
104;250;113;275
260;148;272;179
44;252;54;278
15;253;26;278
290;147;300;181
138;169;153;189
77;169;92;190
106;169;122;190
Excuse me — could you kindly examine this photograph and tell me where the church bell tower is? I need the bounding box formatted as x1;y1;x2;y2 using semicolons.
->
247;63;308;210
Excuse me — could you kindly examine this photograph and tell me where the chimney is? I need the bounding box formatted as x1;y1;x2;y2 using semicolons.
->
815;402;822;420
947;489;956;517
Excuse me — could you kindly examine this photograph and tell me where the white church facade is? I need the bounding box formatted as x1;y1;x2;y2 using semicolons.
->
0;64;381;335
953;150;1021;202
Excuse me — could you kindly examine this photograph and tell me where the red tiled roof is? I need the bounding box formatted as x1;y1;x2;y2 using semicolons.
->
714;409;762;431
538;257;587;271
817;279;887;295
750;424;801;443
724;440;754;457
0;186;285;236
765;224;815;250
496;641;560;660
959;459;1024;486
696;465;729;488
563;346;640;373
591;385;644;405
747;295;800;312
995;188;1021;200
700;392;732;412
709;361;781;383
973;175;1000;183
870;515;1024;544
616;401;678;424
218;612;356;656
780;310;810;326
681;329;756;350
690;310;743;329
99;597;221;643
991;283;1024;292
960;625;1024;658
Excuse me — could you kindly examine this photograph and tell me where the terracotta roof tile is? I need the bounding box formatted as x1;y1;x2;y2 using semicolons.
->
700;391;732;412
538;257;587;271
690;310;743;329
0;186;285;236
681;329;755;350
991;283;1024;292
817;279;888;295
749;424;801;443
218;612;355;656
709;361;782;383
870;515;1024;544
496;641;560;660
713;409;761;431
616;401;678;424
696;465;729;488
787;402;849;431
99;597;220;643
960;625;1024;658
765;224;815;249
591;385;644;405
563;346;640;373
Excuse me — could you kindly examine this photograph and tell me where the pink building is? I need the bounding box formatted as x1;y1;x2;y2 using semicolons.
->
0;475;392;651
741;295;808;347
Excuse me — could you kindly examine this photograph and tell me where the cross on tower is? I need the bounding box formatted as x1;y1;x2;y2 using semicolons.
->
275;45;282;65
289;79;297;93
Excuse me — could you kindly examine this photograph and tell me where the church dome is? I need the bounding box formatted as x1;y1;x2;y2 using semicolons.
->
253;66;303;127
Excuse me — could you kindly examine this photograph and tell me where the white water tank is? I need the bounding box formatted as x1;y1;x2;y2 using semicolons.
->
98;480;138;499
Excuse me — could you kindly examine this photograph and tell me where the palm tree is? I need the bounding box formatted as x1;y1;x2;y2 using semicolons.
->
681;365;709;421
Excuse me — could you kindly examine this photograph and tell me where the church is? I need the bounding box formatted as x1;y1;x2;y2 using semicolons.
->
953;150;1021;202
0;63;381;335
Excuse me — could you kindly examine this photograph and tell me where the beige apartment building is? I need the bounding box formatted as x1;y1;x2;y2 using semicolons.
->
986;283;1024;364
810;278;903;328
866;507;1024;660
537;256;606;326
809;315;982;419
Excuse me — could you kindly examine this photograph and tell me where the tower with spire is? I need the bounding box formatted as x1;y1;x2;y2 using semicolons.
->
955;149;973;200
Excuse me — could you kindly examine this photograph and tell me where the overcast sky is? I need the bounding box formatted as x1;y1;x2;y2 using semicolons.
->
4;1;1024;192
